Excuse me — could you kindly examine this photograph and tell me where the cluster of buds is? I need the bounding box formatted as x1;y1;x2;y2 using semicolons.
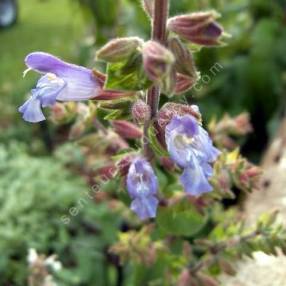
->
211;149;262;198
69;102;96;140
94;11;226;97
27;249;62;286
209;113;253;149
49;102;77;124
109;226;165;266
177;269;219;286
141;38;199;95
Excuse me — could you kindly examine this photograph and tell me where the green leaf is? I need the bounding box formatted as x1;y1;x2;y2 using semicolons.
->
96;107;122;120
104;109;123;120
105;54;151;91
147;126;169;157
156;200;207;237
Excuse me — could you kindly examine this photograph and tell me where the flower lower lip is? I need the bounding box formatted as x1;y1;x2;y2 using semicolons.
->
174;134;194;149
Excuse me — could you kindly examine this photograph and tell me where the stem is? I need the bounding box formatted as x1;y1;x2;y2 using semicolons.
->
143;0;169;158
94;118;108;135
190;230;261;274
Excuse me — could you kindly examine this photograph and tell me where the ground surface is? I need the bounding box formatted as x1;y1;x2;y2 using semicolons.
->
220;120;286;286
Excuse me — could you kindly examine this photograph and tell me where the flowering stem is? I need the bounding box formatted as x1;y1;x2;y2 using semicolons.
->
190;230;261;274
144;0;169;158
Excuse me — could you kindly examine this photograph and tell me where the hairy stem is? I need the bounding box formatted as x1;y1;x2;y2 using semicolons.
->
143;0;169;158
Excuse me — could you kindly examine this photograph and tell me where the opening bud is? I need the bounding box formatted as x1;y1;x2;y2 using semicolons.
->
168;37;198;78
142;40;175;83
175;73;199;95
168;11;226;46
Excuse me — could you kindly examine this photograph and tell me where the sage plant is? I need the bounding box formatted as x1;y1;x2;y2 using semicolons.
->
19;0;286;284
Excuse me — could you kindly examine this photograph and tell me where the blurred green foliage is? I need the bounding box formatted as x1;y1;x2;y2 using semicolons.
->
0;143;123;285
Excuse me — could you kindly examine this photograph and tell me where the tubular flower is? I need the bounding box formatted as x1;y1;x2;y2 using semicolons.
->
19;52;102;123
127;157;159;220
165;115;220;196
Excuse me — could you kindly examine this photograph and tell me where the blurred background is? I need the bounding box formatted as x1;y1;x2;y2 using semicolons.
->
0;0;286;285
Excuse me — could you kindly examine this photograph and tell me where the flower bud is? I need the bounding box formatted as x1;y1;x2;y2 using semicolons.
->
49;102;69;123
92;69;136;100
197;274;219;286
96;37;144;62
95;89;137;100
160;157;175;172
92;69;106;86
177;269;198;286
167;11;225;46
168;37;198;78
157;103;201;131
117;156;133;176
216;169;232;193
112;120;143;139
105;132;129;153
161;66;177;96
69;121;86;140
175;73;198;95
132;99;151;124
141;0;153;18
142;40;175;82
239;166;262;187
219;259;237;276
97;165;116;181
244;166;261;178
234;113;252;134
154;103;202;148
50;102;79;124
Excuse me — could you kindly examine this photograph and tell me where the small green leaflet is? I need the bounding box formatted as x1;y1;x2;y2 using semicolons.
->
157;200;207;237
105;54;151;91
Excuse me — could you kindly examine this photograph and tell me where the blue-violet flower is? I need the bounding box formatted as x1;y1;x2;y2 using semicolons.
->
165;114;220;196
127;157;159;220
19;52;102;123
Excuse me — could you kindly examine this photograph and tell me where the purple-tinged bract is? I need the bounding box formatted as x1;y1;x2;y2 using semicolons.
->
127;157;159;220
165;114;220;196
19;52;102;123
